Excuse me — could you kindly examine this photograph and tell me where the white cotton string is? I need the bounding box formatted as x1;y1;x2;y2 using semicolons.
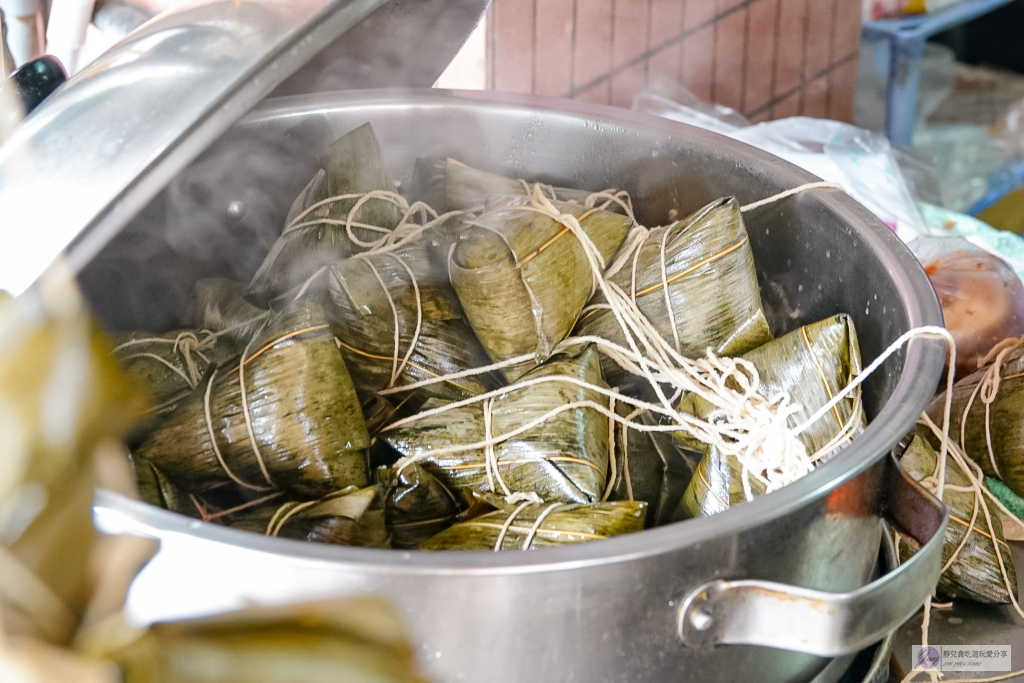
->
202;368;269;491
521;503;565;549
493;501;532;551
584;189;635;218
387;254;423;386
237;336;276;488
364;259;402;386
482;397;510;498
659;226;681;353
739;182;846;213
285;189;467;255
603;225;649;280
958;337;1021;479
602;397;617;502
114;330;221;389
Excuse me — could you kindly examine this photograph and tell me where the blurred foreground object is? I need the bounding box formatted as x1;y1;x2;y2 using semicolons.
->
1;8;14;75
0;0;42;67
88;598;430;683
7;56;67;113
0;264;146;645
46;0;95;75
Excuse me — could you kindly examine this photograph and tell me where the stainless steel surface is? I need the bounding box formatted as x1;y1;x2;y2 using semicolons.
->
894;542;1024;680
86;90;946;683
0;0;490;296
678;456;947;657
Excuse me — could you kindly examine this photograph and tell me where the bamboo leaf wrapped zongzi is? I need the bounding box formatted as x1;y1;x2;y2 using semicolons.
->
133;300;370;499
574;197;772;386
381;344;612;504
897;433;1019;604
322;242;497;401
925;339;1024;498
676;314;865;519
450;196;631;379
421;500;647;551
246;123;404;306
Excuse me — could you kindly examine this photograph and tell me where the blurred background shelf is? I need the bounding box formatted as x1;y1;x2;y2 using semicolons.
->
862;0;1015;146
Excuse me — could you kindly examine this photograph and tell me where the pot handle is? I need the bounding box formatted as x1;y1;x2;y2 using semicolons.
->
676;452;949;657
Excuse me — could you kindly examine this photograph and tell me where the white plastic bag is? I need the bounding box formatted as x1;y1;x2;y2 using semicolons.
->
728;117;931;242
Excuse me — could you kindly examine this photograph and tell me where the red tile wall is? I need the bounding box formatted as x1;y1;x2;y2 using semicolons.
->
488;0;861;123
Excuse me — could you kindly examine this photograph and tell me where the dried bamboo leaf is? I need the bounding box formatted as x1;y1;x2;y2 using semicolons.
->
450;198;631;379
574;197;772;386
421;501;647;551
247;123;404;306
925;340;1024;498
413;157;596;212
378;461;467;549
897;434;1019;604
192;279;270;346
381;344;611;504
228;486;389;548
676;314;865;519
322;242;498;401
102;598;429;683
133;300;369;499
610;407;698;528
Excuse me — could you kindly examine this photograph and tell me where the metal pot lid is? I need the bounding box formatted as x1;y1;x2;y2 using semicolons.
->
0;0;489;296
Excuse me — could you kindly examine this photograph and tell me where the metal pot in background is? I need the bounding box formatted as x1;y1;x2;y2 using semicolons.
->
90;89;947;683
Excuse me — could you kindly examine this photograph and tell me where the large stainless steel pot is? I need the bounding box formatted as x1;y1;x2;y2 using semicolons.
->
85;89;949;683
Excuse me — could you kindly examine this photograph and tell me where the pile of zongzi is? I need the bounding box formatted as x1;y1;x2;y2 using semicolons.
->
117;120;884;555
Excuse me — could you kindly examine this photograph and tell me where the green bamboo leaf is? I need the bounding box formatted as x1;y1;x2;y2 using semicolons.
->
421;501;647;551
378;462;467;550
382;344;611;504
112;330;238;404
609;406;698;528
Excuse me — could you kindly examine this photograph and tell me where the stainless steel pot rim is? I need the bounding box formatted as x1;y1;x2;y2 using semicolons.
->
96;89;945;574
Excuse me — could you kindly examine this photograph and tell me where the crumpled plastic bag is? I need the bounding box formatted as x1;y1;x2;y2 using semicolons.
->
911;236;1024;377
633;83;932;242
728;117;930;241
